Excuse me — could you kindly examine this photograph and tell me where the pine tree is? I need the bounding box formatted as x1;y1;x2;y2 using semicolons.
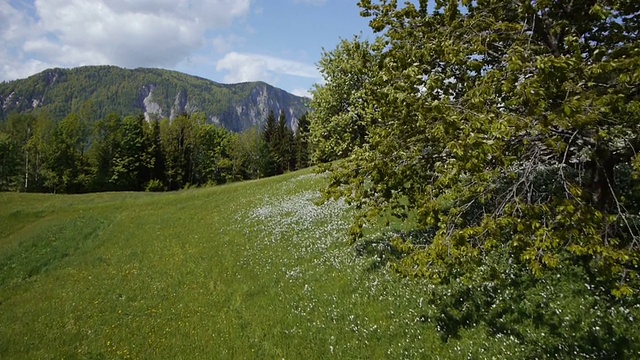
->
294;112;310;170
261;110;278;177
276;110;294;173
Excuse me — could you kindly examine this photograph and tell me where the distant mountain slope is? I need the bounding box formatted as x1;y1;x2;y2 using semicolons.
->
0;66;310;131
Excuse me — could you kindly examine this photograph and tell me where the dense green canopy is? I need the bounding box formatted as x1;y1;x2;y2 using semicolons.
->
310;0;640;354
318;0;640;293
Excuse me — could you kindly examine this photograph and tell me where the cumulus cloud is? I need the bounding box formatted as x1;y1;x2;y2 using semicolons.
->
0;2;46;81
215;52;320;83
1;0;250;81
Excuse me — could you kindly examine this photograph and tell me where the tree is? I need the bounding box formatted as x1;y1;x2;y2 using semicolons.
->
146;118;166;186
109;114;150;190
229;127;264;180
0;132;18;190
44;112;92;193
90;112;120;191
161;113;203;189
309;37;378;163
195;124;232;184
261;110;279;177
4;113;36;191
276;110;294;173
323;0;640;295
294;112;311;170
313;1;640;353
24;113;56;192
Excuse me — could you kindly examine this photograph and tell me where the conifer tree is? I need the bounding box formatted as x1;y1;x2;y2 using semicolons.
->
294;112;310;170
276;110;294;173
261;110;278;177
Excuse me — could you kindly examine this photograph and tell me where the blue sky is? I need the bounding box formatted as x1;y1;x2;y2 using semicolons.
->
1;0;374;97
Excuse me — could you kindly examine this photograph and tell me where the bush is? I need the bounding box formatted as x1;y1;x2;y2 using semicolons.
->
145;179;165;192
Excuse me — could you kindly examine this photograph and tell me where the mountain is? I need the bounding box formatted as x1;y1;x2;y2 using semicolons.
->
0;66;310;131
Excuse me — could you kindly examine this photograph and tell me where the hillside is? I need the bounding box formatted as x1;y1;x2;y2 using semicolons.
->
0;66;309;131
0;170;509;359
1;169;639;358
0;170;433;358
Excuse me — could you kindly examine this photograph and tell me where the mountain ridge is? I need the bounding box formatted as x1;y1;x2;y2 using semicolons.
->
0;65;310;131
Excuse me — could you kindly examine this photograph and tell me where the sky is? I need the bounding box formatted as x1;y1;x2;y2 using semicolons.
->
1;0;375;98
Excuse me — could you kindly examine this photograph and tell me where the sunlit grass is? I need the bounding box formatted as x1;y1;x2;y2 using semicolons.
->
1;168;543;359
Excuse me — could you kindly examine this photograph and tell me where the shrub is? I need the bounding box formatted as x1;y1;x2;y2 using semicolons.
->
145;179;165;192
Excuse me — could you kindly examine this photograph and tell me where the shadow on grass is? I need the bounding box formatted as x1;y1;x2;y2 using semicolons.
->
353;229;436;272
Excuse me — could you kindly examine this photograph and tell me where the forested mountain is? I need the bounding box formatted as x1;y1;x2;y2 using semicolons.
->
0;66;309;131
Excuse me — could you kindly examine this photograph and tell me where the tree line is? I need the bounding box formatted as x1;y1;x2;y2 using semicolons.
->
0;108;310;193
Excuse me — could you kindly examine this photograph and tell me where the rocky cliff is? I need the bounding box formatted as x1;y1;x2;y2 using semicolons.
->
0;66;310;131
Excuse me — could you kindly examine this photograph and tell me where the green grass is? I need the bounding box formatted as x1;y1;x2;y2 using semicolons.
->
0;169;526;359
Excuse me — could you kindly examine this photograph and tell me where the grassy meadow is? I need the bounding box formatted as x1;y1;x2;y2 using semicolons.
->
1;169;527;359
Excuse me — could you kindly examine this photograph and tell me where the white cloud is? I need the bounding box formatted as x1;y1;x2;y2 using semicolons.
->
0;2;46;81
1;57;54;82
0;2;33;43
291;88;312;98
215;52;320;83
1;0;251;81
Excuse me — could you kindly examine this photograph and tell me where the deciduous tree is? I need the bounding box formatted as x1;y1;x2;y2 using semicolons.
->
324;0;640;297
309;37;378;162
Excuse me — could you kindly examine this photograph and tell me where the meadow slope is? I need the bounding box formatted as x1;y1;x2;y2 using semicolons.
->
0;169;521;359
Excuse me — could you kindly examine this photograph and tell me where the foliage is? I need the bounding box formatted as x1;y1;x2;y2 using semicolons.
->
309;37;378;162
160;113;201;189
145;179;165;192
295;112;311;169
261;110;304;177
43;112;92;193
0;105;312;193
311;0;640;352
227;127;264;180
111;114;152;190
261;110;279;177
276;110;295;173
0;131;18;190
321;0;640;292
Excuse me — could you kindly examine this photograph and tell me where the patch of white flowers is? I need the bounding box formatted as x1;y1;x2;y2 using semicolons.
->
233;174;542;358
